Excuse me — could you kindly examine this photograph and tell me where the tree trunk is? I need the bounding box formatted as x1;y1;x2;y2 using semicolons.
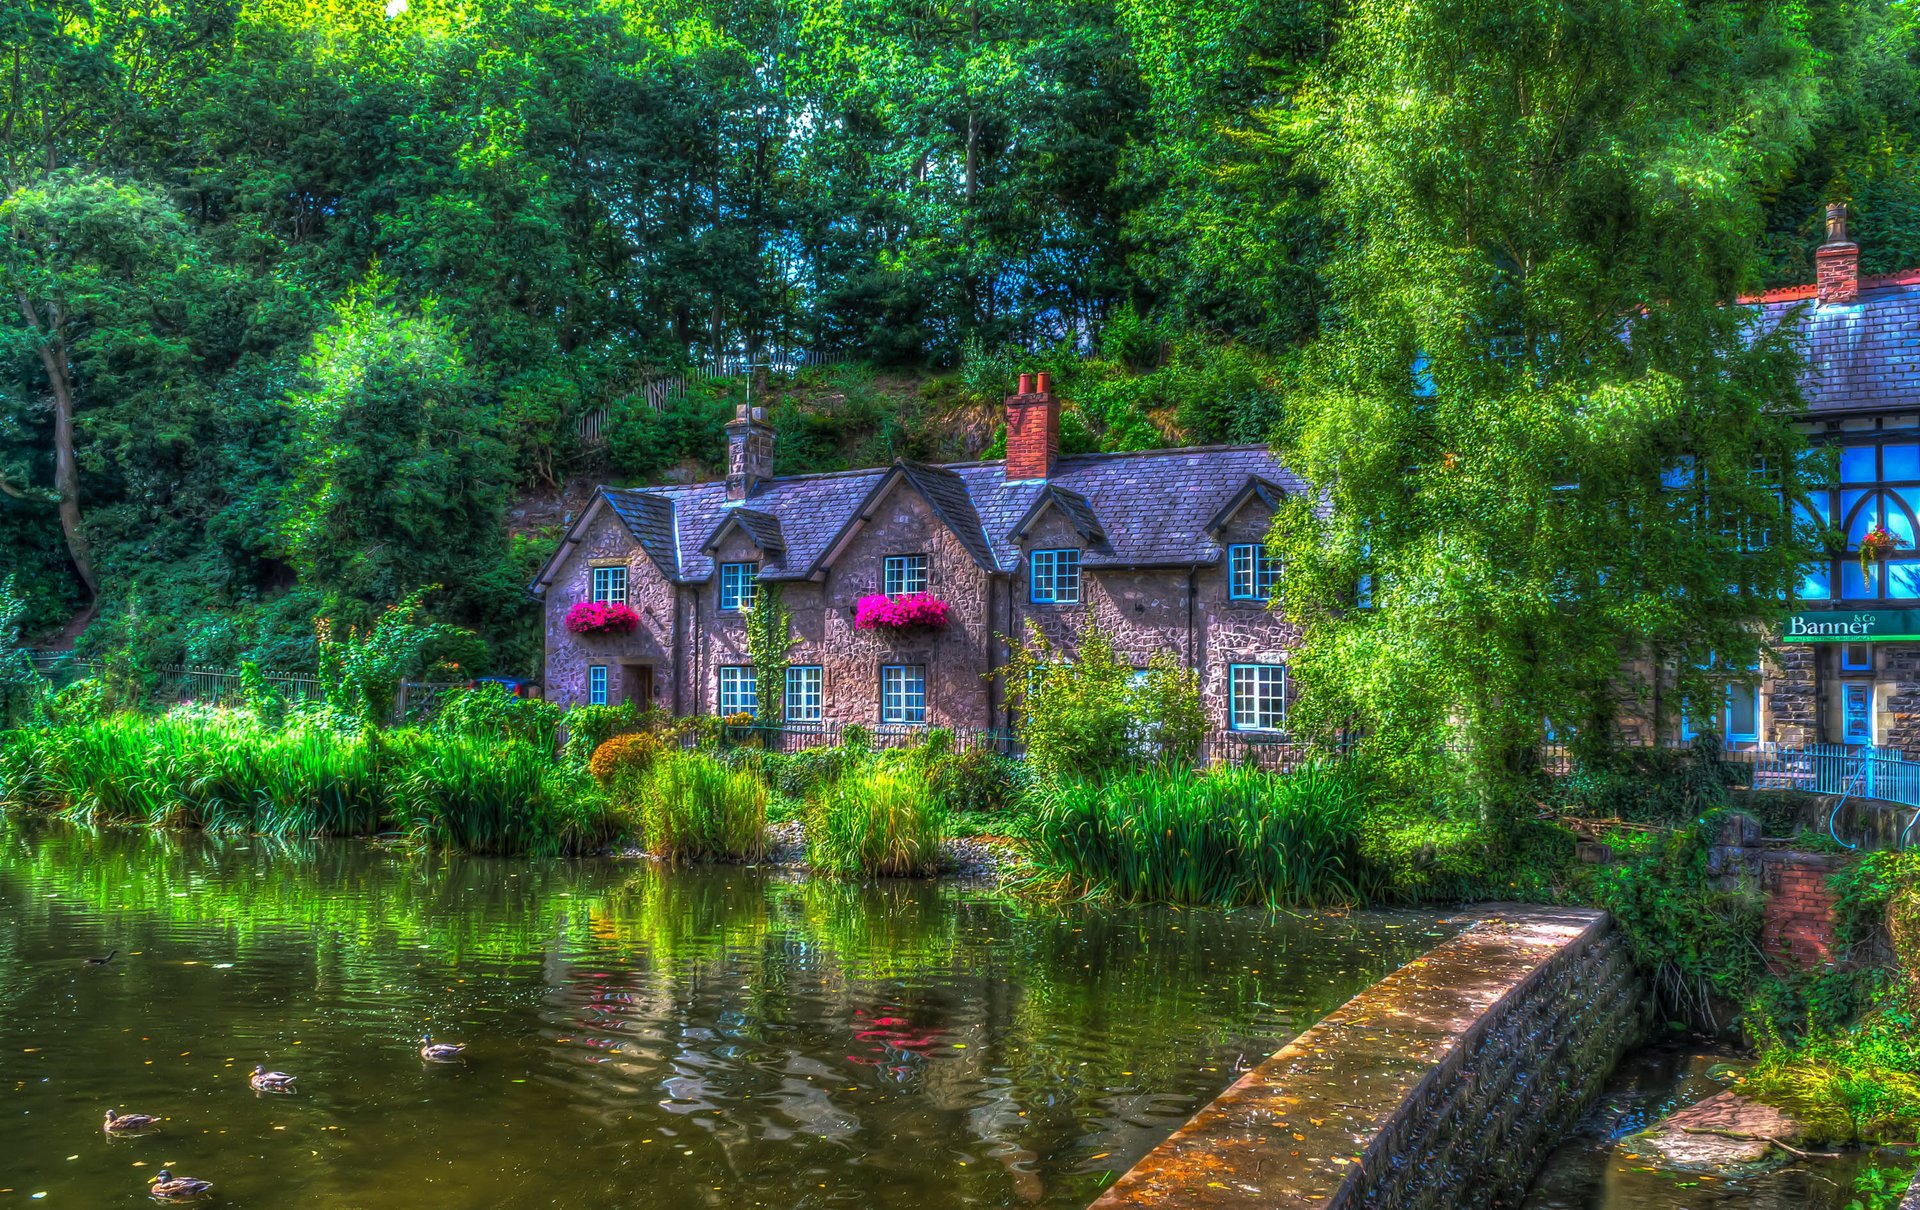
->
15;292;97;608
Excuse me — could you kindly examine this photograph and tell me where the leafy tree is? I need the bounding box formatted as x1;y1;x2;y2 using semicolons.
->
1000;619;1204;780
314;588;469;726
283;279;511;620
1272;0;1825;825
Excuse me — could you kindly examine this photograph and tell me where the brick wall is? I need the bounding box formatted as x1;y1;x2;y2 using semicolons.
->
1761;851;1844;968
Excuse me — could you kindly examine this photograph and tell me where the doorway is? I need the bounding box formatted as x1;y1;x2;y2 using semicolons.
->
1843;682;1874;746
622;664;653;709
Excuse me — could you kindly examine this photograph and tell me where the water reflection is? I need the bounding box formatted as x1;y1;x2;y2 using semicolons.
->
0;818;1449;1208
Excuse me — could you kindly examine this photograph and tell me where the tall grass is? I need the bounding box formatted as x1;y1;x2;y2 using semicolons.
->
639;751;766;862
1;710;620;856
1025;763;1366;907
807;764;946;877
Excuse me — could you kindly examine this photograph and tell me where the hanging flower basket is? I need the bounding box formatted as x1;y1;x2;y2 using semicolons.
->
1860;522;1906;583
853;593;950;631
565;601;641;635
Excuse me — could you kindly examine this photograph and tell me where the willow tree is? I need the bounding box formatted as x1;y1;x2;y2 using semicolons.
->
1271;0;1828;823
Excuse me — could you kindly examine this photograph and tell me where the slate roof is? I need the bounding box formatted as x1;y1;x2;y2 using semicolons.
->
1749;273;1920;413
543;444;1303;591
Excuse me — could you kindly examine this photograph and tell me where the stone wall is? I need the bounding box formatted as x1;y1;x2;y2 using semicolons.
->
1760;851;1844;967
1089;907;1646;1210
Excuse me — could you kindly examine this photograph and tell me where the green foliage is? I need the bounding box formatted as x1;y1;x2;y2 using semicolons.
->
559;702;657;767
807;763;948;877
0;708;617;855
742;583;797;726
1000;619;1205;782
1358;794;1576;903
638;751;767;863
924;746;1024;816
1024;763;1366;907
1549;741;1747;824
1272;0;1825;827
1847;1165;1918;1210
434;681;563;749
314;589;468;727
1576;814;1767;1025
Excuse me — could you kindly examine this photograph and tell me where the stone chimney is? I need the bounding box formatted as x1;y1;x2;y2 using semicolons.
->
1817;201;1860;305
1004;371;1058;482
725;403;774;500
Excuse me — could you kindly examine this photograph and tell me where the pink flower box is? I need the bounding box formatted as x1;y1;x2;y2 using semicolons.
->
565;601;641;635
854;593;950;631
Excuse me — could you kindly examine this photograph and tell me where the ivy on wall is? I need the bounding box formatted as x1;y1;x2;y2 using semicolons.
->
743;583;797;727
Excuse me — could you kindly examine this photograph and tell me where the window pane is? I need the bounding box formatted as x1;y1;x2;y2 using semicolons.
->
1229;665;1286;730
1031;550;1080;603
592;566;628;605
1891;560;1920;599
1842;445;1879;483
1726;684;1757;740
1842;560;1877;599
785;666;822;723
1795;496;1830;527
588;666;608;706
1845;489;1880;544
881;665;926;724
1799;563;1832;600
1229;545;1254;598
719;666;757;716
1841;643;1873;671
1887;445;1920;481
1891;504;1917;546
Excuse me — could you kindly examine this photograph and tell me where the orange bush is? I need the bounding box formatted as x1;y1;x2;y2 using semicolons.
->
589;731;661;785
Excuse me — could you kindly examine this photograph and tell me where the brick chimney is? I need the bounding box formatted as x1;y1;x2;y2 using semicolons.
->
1817;202;1860;305
1004;371;1058;482
725;403;774;500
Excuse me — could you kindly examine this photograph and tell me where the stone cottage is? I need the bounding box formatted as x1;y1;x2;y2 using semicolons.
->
531;374;1304;733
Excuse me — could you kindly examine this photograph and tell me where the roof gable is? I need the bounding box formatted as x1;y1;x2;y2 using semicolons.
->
528;489;679;598
1205;475;1288;536
701;507;786;555
1008;483;1106;544
810;462;998;575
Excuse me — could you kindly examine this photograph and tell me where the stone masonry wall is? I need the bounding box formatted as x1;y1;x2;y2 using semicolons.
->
542;504;679;710
1090;907;1647;1210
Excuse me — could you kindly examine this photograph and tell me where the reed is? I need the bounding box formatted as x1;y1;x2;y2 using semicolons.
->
1024;763;1365;907
806;763;946;877
638;751;767;862
3;711;620;855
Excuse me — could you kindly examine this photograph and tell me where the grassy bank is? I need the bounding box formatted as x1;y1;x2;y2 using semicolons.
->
1;709;620;857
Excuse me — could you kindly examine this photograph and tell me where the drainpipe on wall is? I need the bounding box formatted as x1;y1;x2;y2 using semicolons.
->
671;584;685;715
1186;567;1198;669
693;585;704;716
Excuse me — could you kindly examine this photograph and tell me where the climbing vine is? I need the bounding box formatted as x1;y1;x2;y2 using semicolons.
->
743;582;797;727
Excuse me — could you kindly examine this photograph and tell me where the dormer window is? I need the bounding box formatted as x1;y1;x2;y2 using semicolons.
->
591;565;628;605
1030;549;1081;604
1228;544;1279;601
720;562;758;611
884;554;929;597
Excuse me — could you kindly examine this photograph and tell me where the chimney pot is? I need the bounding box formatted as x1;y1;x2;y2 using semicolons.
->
1004;374;1059;482
1018;372;1034;395
1817;201;1860;306
1035;371;1051;394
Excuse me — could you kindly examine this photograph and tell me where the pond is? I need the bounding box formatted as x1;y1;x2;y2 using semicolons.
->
0;819;1452;1208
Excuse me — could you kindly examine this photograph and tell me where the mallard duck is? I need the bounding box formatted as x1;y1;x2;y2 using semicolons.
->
249;1065;296;1092
419;1034;466;1062
148;1169;212;1201
104;1108;159;1133
85;949;117;966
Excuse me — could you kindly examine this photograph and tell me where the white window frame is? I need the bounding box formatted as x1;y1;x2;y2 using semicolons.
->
588;665;609;706
1680;663;1761;745
591;565;629;605
718;665;757;716
719;562;758;612
881;664;927;725
1228;544;1280;601
1029;549;1081;604
1229;664;1287;731
786;665;824;724
884;554;929;597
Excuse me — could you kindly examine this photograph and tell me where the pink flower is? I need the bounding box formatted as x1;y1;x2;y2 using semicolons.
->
565;601;642;635
854;593;950;630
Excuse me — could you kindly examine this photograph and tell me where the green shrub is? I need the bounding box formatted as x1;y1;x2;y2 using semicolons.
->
1025;763;1365;907
559;702;662;766
435;681;563;748
1549;741;1745;824
1000;620;1205;783
808;763;947;877
758;746;853;800
924;746;1022;815
639;751;766;862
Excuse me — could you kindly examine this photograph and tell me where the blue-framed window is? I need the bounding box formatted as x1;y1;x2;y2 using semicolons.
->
1228;664;1286;731
1841;643;1873;672
1809;435;1920;601
881;665;927;724
591;565;628;605
1228;544;1280;600
720;562;758;611
588;665;609;706
786;665;823;724
884;554;929;596
718;665;756;716
1681;662;1760;744
1029;549;1081;604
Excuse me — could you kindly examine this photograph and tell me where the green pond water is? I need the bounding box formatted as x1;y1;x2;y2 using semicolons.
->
0;818;1452;1208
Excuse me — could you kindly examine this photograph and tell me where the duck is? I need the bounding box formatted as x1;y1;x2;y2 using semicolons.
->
147;1169;212;1201
104;1108;159;1133
419;1033;466;1062
84;949;117;966
249;1064;297;1092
